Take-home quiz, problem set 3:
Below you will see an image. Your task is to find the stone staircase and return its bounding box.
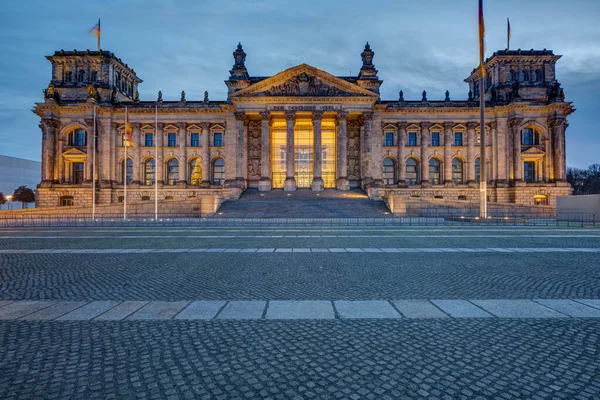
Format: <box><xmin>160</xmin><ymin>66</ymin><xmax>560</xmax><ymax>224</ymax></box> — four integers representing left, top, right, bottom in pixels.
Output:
<box><xmin>216</xmin><ymin>189</ymin><xmax>390</xmax><ymax>218</ymax></box>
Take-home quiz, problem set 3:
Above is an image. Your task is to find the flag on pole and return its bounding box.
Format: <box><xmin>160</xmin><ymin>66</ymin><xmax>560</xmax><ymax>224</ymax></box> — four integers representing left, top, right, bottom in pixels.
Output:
<box><xmin>89</xmin><ymin>19</ymin><xmax>101</xmax><ymax>51</ymax></box>
<box><xmin>507</xmin><ymin>18</ymin><xmax>511</xmax><ymax>49</ymax></box>
<box><xmin>478</xmin><ymin>0</ymin><xmax>486</xmax><ymax>77</ymax></box>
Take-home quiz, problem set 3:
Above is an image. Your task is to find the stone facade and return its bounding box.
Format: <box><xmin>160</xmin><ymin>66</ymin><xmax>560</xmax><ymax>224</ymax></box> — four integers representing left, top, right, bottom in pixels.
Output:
<box><xmin>33</xmin><ymin>44</ymin><xmax>573</xmax><ymax>210</ymax></box>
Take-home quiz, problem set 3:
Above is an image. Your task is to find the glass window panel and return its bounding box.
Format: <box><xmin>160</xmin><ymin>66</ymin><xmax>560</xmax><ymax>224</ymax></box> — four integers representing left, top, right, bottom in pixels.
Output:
<box><xmin>454</xmin><ymin>132</ymin><xmax>463</xmax><ymax>146</ymax></box>
<box><xmin>383</xmin><ymin>158</ymin><xmax>395</xmax><ymax>185</ymax></box>
<box><xmin>408</xmin><ymin>133</ymin><xmax>417</xmax><ymax>146</ymax></box>
<box><xmin>212</xmin><ymin>158</ymin><xmax>225</xmax><ymax>185</ymax></box>
<box><xmin>452</xmin><ymin>159</ymin><xmax>463</xmax><ymax>184</ymax></box>
<box><xmin>145</xmin><ymin>133</ymin><xmax>153</xmax><ymax>147</ymax></box>
<box><xmin>524</xmin><ymin>161</ymin><xmax>535</xmax><ymax>183</ymax></box>
<box><xmin>385</xmin><ymin>132</ymin><xmax>394</xmax><ymax>147</ymax></box>
<box><xmin>166</xmin><ymin>159</ymin><xmax>179</xmax><ymax>185</ymax></box>
<box><xmin>429</xmin><ymin>158</ymin><xmax>441</xmax><ymax>184</ymax></box>
<box><xmin>168</xmin><ymin>133</ymin><xmax>177</xmax><ymax>147</ymax></box>
<box><xmin>406</xmin><ymin>158</ymin><xmax>419</xmax><ymax>184</ymax></box>
<box><xmin>431</xmin><ymin>132</ymin><xmax>440</xmax><ymax>146</ymax></box>
<box><xmin>214</xmin><ymin>132</ymin><xmax>223</xmax><ymax>147</ymax></box>
<box><xmin>190</xmin><ymin>133</ymin><xmax>200</xmax><ymax>147</ymax></box>
<box><xmin>294</xmin><ymin>120</ymin><xmax>314</xmax><ymax>189</ymax></box>
<box><xmin>271</xmin><ymin>121</ymin><xmax>287</xmax><ymax>189</ymax></box>
<box><xmin>122</xmin><ymin>158</ymin><xmax>133</xmax><ymax>184</ymax></box>
<box><xmin>144</xmin><ymin>159</ymin><xmax>155</xmax><ymax>185</ymax></box>
<box><xmin>72</xmin><ymin>162</ymin><xmax>84</xmax><ymax>184</ymax></box>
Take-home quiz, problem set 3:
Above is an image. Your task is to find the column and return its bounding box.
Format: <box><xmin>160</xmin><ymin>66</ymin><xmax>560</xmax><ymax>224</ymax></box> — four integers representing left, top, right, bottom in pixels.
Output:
<box><xmin>361</xmin><ymin>112</ymin><xmax>373</xmax><ymax>188</ymax></box>
<box><xmin>178</xmin><ymin>122</ymin><xmax>187</xmax><ymax>186</ymax></box>
<box><xmin>258</xmin><ymin>111</ymin><xmax>272</xmax><ymax>191</ymax></box>
<box><xmin>545</xmin><ymin>119</ymin><xmax>554</xmax><ymax>182</ymax></box>
<box><xmin>110</xmin><ymin>123</ymin><xmax>118</xmax><ymax>183</ymax></box>
<box><xmin>509</xmin><ymin>118</ymin><xmax>523</xmax><ymax>182</ymax></box>
<box><xmin>233</xmin><ymin>112</ymin><xmax>245</xmax><ymax>186</ymax></box>
<box><xmin>490</xmin><ymin>122</ymin><xmax>498</xmax><ymax>182</ymax></box>
<box><xmin>443</xmin><ymin>122</ymin><xmax>453</xmax><ymax>184</ymax></box>
<box><xmin>57</xmin><ymin>139</ymin><xmax>65</xmax><ymax>183</ymax></box>
<box><xmin>85</xmin><ymin>119</ymin><xmax>93</xmax><ymax>182</ymax></box>
<box><xmin>200</xmin><ymin>122</ymin><xmax>210</xmax><ymax>186</ymax></box>
<box><xmin>496</xmin><ymin>119</ymin><xmax>508</xmax><ymax>184</ymax></box>
<box><xmin>311</xmin><ymin>111</ymin><xmax>324</xmax><ymax>191</ymax></box>
<box><xmin>550</xmin><ymin>117</ymin><xmax>567</xmax><ymax>182</ymax></box>
<box><xmin>466</xmin><ymin>122</ymin><xmax>477</xmax><ymax>183</ymax></box>
<box><xmin>40</xmin><ymin>120</ymin><xmax>57</xmax><ymax>183</ymax></box>
<box><xmin>420</xmin><ymin>121</ymin><xmax>430</xmax><ymax>185</ymax></box>
<box><xmin>156</xmin><ymin>122</ymin><xmax>164</xmax><ymax>185</ymax></box>
<box><xmin>284</xmin><ymin>111</ymin><xmax>296</xmax><ymax>191</ymax></box>
<box><xmin>99</xmin><ymin>119</ymin><xmax>111</xmax><ymax>183</ymax></box>
<box><xmin>397</xmin><ymin>121</ymin><xmax>407</xmax><ymax>186</ymax></box>
<box><xmin>336</xmin><ymin>111</ymin><xmax>350</xmax><ymax>190</ymax></box>
<box><xmin>132</xmin><ymin>123</ymin><xmax>141</xmax><ymax>185</ymax></box>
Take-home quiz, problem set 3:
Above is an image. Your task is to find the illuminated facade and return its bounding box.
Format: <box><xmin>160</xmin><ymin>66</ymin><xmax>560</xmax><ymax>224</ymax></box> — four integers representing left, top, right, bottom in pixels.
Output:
<box><xmin>34</xmin><ymin>43</ymin><xmax>573</xmax><ymax>209</ymax></box>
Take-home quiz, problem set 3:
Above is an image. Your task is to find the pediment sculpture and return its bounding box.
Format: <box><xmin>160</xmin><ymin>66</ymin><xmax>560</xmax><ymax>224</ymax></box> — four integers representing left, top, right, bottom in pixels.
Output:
<box><xmin>262</xmin><ymin>73</ymin><xmax>357</xmax><ymax>97</ymax></box>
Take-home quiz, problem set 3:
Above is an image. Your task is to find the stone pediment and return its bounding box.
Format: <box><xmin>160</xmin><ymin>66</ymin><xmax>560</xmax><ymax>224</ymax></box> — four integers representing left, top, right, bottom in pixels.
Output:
<box><xmin>521</xmin><ymin>146</ymin><xmax>546</xmax><ymax>155</ymax></box>
<box><xmin>62</xmin><ymin>146</ymin><xmax>87</xmax><ymax>162</ymax></box>
<box><xmin>230</xmin><ymin>64</ymin><xmax>378</xmax><ymax>99</ymax></box>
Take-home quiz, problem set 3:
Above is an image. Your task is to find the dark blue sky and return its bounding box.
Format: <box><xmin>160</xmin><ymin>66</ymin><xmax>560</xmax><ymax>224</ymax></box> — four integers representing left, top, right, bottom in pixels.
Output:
<box><xmin>1</xmin><ymin>0</ymin><xmax>598</xmax><ymax>168</ymax></box>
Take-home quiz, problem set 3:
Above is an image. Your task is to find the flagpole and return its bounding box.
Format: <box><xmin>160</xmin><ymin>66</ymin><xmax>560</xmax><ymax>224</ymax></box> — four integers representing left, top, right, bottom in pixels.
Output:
<box><xmin>479</xmin><ymin>0</ymin><xmax>487</xmax><ymax>219</ymax></box>
<box><xmin>124</xmin><ymin>106</ymin><xmax>127</xmax><ymax>221</ymax></box>
<box><xmin>92</xmin><ymin>105</ymin><xmax>96</xmax><ymax>221</ymax></box>
<box><xmin>507</xmin><ymin>18</ymin><xmax>510</xmax><ymax>50</ymax></box>
<box><xmin>154</xmin><ymin>103</ymin><xmax>158</xmax><ymax>221</ymax></box>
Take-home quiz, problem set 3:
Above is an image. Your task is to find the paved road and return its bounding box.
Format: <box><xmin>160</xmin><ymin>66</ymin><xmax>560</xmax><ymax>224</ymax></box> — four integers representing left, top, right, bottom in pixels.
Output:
<box><xmin>1</xmin><ymin>226</ymin><xmax>599</xmax><ymax>399</ymax></box>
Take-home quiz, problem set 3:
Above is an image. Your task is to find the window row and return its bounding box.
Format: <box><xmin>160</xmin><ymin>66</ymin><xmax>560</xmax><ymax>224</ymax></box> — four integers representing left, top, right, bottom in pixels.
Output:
<box><xmin>64</xmin><ymin>69</ymin><xmax>99</xmax><ymax>84</ymax></box>
<box><xmin>140</xmin><ymin>132</ymin><xmax>222</xmax><ymax>147</ymax></box>
<box><xmin>508</xmin><ymin>69</ymin><xmax>543</xmax><ymax>83</ymax></box>
<box><xmin>119</xmin><ymin>158</ymin><xmax>226</xmax><ymax>186</ymax></box>
<box><xmin>384</xmin><ymin>132</ymin><xmax>465</xmax><ymax>147</ymax></box>
<box><xmin>382</xmin><ymin>157</ymin><xmax>485</xmax><ymax>185</ymax></box>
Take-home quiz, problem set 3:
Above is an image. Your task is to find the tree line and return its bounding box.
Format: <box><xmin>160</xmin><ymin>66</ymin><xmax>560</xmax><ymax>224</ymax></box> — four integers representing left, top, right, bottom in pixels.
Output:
<box><xmin>567</xmin><ymin>164</ymin><xmax>600</xmax><ymax>195</ymax></box>
<box><xmin>0</xmin><ymin>186</ymin><xmax>36</xmax><ymax>209</ymax></box>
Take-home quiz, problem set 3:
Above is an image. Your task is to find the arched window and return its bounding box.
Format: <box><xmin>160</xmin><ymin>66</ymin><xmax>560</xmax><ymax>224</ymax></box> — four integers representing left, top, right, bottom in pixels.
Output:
<box><xmin>382</xmin><ymin>158</ymin><xmax>396</xmax><ymax>185</ymax></box>
<box><xmin>452</xmin><ymin>159</ymin><xmax>464</xmax><ymax>184</ymax></box>
<box><xmin>535</xmin><ymin>69</ymin><xmax>543</xmax><ymax>82</ymax></box>
<box><xmin>68</xmin><ymin>129</ymin><xmax>87</xmax><ymax>147</ymax></box>
<box><xmin>522</xmin><ymin>128</ymin><xmax>540</xmax><ymax>146</ymax></box>
<box><xmin>429</xmin><ymin>158</ymin><xmax>441</xmax><ymax>184</ymax></box>
<box><xmin>509</xmin><ymin>70</ymin><xmax>516</xmax><ymax>82</ymax></box>
<box><xmin>65</xmin><ymin>71</ymin><xmax>73</xmax><ymax>82</ymax></box>
<box><xmin>121</xmin><ymin>158</ymin><xmax>133</xmax><ymax>185</ymax></box>
<box><xmin>78</xmin><ymin>69</ymin><xmax>86</xmax><ymax>83</ymax></box>
<box><xmin>189</xmin><ymin>158</ymin><xmax>202</xmax><ymax>185</ymax></box>
<box><xmin>144</xmin><ymin>159</ymin><xmax>155</xmax><ymax>186</ymax></box>
<box><xmin>166</xmin><ymin>159</ymin><xmax>179</xmax><ymax>185</ymax></box>
<box><xmin>212</xmin><ymin>158</ymin><xmax>225</xmax><ymax>185</ymax></box>
<box><xmin>522</xmin><ymin>70</ymin><xmax>530</xmax><ymax>82</ymax></box>
<box><xmin>91</xmin><ymin>71</ymin><xmax>98</xmax><ymax>82</ymax></box>
<box><xmin>406</xmin><ymin>158</ymin><xmax>419</xmax><ymax>184</ymax></box>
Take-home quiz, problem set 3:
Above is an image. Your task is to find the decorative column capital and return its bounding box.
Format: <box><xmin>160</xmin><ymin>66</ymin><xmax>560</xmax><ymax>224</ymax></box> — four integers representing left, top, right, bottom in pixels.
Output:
<box><xmin>312</xmin><ymin>110</ymin><xmax>323</xmax><ymax>122</ymax></box>
<box><xmin>177</xmin><ymin>122</ymin><xmax>187</xmax><ymax>130</ymax></box>
<box><xmin>397</xmin><ymin>121</ymin><xmax>408</xmax><ymax>131</ymax></box>
<box><xmin>508</xmin><ymin>118</ymin><xmax>524</xmax><ymax>130</ymax></box>
<box><xmin>420</xmin><ymin>121</ymin><xmax>431</xmax><ymax>131</ymax></box>
<box><xmin>285</xmin><ymin>111</ymin><xmax>296</xmax><ymax>122</ymax></box>
<box><xmin>443</xmin><ymin>121</ymin><xmax>454</xmax><ymax>131</ymax></box>
<box><xmin>199</xmin><ymin>122</ymin><xmax>210</xmax><ymax>130</ymax></box>
<box><xmin>234</xmin><ymin>112</ymin><xmax>246</xmax><ymax>122</ymax></box>
<box><xmin>466</xmin><ymin>121</ymin><xmax>479</xmax><ymax>130</ymax></box>
<box><xmin>362</xmin><ymin>112</ymin><xmax>373</xmax><ymax>121</ymax></box>
<box><xmin>548</xmin><ymin>116</ymin><xmax>565</xmax><ymax>128</ymax></box>
<box><xmin>155</xmin><ymin>122</ymin><xmax>164</xmax><ymax>131</ymax></box>
<box><xmin>259</xmin><ymin>111</ymin><xmax>270</xmax><ymax>121</ymax></box>
<box><xmin>489</xmin><ymin>121</ymin><xmax>498</xmax><ymax>130</ymax></box>
<box><xmin>131</xmin><ymin>122</ymin><xmax>141</xmax><ymax>131</ymax></box>
<box><xmin>337</xmin><ymin>111</ymin><xmax>348</xmax><ymax>121</ymax></box>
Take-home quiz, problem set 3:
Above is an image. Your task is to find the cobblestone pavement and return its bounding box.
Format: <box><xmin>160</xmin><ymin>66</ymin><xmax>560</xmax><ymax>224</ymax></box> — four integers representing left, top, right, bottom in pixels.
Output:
<box><xmin>1</xmin><ymin>226</ymin><xmax>599</xmax><ymax>399</ymax></box>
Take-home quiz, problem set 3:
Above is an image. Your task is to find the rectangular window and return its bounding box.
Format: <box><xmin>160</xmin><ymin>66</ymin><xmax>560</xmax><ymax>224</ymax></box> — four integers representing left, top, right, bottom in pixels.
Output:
<box><xmin>524</xmin><ymin>161</ymin><xmax>535</xmax><ymax>183</ymax></box>
<box><xmin>214</xmin><ymin>132</ymin><xmax>223</xmax><ymax>147</ymax></box>
<box><xmin>408</xmin><ymin>132</ymin><xmax>417</xmax><ymax>146</ymax></box>
<box><xmin>522</xmin><ymin>128</ymin><xmax>534</xmax><ymax>146</ymax></box>
<box><xmin>454</xmin><ymin>132</ymin><xmax>463</xmax><ymax>146</ymax></box>
<box><xmin>385</xmin><ymin>132</ymin><xmax>394</xmax><ymax>147</ymax></box>
<box><xmin>72</xmin><ymin>162</ymin><xmax>84</xmax><ymax>184</ymax></box>
<box><xmin>190</xmin><ymin>133</ymin><xmax>200</xmax><ymax>147</ymax></box>
<box><xmin>167</xmin><ymin>133</ymin><xmax>177</xmax><ymax>147</ymax></box>
<box><xmin>145</xmin><ymin>133</ymin><xmax>154</xmax><ymax>147</ymax></box>
<box><xmin>431</xmin><ymin>132</ymin><xmax>440</xmax><ymax>146</ymax></box>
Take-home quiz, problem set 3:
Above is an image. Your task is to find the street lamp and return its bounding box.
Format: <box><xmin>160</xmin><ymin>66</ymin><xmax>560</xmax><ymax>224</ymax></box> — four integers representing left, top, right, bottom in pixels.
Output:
<box><xmin>6</xmin><ymin>195</ymin><xmax>13</xmax><ymax>210</ymax></box>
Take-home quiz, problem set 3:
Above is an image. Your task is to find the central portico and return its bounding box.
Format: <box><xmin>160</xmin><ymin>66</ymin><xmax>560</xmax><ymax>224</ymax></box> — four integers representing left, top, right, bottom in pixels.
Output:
<box><xmin>228</xmin><ymin>62</ymin><xmax>379</xmax><ymax>192</ymax></box>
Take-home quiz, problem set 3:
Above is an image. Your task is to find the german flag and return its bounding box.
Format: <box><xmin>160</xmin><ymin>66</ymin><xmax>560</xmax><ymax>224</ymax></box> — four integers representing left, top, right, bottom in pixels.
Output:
<box><xmin>89</xmin><ymin>19</ymin><xmax>101</xmax><ymax>51</ymax></box>
<box><xmin>479</xmin><ymin>0</ymin><xmax>485</xmax><ymax>77</ymax></box>
<box><xmin>125</xmin><ymin>107</ymin><xmax>133</xmax><ymax>147</ymax></box>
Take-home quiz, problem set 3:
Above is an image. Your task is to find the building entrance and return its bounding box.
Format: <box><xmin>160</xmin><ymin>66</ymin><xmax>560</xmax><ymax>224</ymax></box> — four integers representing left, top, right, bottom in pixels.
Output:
<box><xmin>294</xmin><ymin>120</ymin><xmax>314</xmax><ymax>188</ymax></box>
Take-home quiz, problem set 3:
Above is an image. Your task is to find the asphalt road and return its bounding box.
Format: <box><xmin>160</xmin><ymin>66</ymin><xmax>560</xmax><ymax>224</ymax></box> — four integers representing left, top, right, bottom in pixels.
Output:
<box><xmin>1</xmin><ymin>225</ymin><xmax>599</xmax><ymax>399</ymax></box>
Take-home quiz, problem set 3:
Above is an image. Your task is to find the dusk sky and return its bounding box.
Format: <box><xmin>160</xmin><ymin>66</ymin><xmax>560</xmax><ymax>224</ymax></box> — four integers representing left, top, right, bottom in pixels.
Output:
<box><xmin>1</xmin><ymin>0</ymin><xmax>598</xmax><ymax>168</ymax></box>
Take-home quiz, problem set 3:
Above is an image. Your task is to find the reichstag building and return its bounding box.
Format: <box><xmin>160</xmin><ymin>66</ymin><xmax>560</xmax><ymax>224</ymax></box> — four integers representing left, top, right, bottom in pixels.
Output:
<box><xmin>34</xmin><ymin>42</ymin><xmax>573</xmax><ymax>210</ymax></box>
